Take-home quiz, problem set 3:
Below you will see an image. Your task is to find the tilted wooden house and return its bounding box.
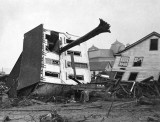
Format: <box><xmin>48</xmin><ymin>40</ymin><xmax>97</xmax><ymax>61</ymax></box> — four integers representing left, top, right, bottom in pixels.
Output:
<box><xmin>6</xmin><ymin>24</ymin><xmax>91</xmax><ymax>97</ymax></box>
<box><xmin>112</xmin><ymin>32</ymin><xmax>160</xmax><ymax>82</ymax></box>
<box><xmin>6</xmin><ymin>19</ymin><xmax>111</xmax><ymax>97</ymax></box>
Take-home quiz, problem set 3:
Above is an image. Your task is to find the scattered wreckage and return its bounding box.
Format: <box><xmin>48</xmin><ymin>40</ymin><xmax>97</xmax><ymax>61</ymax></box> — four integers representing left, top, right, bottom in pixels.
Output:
<box><xmin>6</xmin><ymin>19</ymin><xmax>111</xmax><ymax>99</ymax></box>
<box><xmin>1</xmin><ymin>19</ymin><xmax>160</xmax><ymax>108</ymax></box>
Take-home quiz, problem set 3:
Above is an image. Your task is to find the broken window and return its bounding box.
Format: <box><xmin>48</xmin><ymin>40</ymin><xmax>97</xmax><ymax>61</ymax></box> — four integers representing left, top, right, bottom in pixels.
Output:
<box><xmin>45</xmin><ymin>58</ymin><xmax>59</xmax><ymax>65</ymax></box>
<box><xmin>68</xmin><ymin>74</ymin><xmax>84</xmax><ymax>80</ymax></box>
<box><xmin>128</xmin><ymin>72</ymin><xmax>138</xmax><ymax>81</ymax></box>
<box><xmin>150</xmin><ymin>39</ymin><xmax>158</xmax><ymax>51</ymax></box>
<box><xmin>133</xmin><ymin>57</ymin><xmax>143</xmax><ymax>67</ymax></box>
<box><xmin>119</xmin><ymin>56</ymin><xmax>130</xmax><ymax>67</ymax></box>
<box><xmin>67</xmin><ymin>50</ymin><xmax>81</xmax><ymax>56</ymax></box>
<box><xmin>45</xmin><ymin>71</ymin><xmax>59</xmax><ymax>78</ymax></box>
<box><xmin>66</xmin><ymin>61</ymin><xmax>88</xmax><ymax>68</ymax></box>
<box><xmin>66</xmin><ymin>39</ymin><xmax>74</xmax><ymax>43</ymax></box>
<box><xmin>45</xmin><ymin>32</ymin><xmax>59</xmax><ymax>52</ymax></box>
<box><xmin>114</xmin><ymin>72</ymin><xmax>124</xmax><ymax>80</ymax></box>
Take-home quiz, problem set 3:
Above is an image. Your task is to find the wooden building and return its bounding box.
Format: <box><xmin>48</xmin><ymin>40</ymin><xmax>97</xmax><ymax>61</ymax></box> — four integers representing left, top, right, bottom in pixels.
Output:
<box><xmin>6</xmin><ymin>24</ymin><xmax>91</xmax><ymax>97</ymax></box>
<box><xmin>112</xmin><ymin>32</ymin><xmax>160</xmax><ymax>82</ymax></box>
<box><xmin>88</xmin><ymin>41</ymin><xmax>125</xmax><ymax>78</ymax></box>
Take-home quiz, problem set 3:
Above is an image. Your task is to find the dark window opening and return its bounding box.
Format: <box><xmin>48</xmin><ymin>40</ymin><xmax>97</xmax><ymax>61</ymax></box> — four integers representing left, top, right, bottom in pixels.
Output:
<box><xmin>150</xmin><ymin>39</ymin><xmax>158</xmax><ymax>51</ymax></box>
<box><xmin>115</xmin><ymin>72</ymin><xmax>124</xmax><ymax>80</ymax></box>
<box><xmin>66</xmin><ymin>39</ymin><xmax>74</xmax><ymax>43</ymax></box>
<box><xmin>69</xmin><ymin>75</ymin><xmax>84</xmax><ymax>80</ymax></box>
<box><xmin>74</xmin><ymin>51</ymin><xmax>81</xmax><ymax>56</ymax></box>
<box><xmin>133</xmin><ymin>57</ymin><xmax>143</xmax><ymax>67</ymax></box>
<box><xmin>67</xmin><ymin>50</ymin><xmax>81</xmax><ymax>56</ymax></box>
<box><xmin>128</xmin><ymin>72</ymin><xmax>138</xmax><ymax>81</ymax></box>
<box><xmin>67</xmin><ymin>62</ymin><xmax>88</xmax><ymax>68</ymax></box>
<box><xmin>45</xmin><ymin>33</ymin><xmax>59</xmax><ymax>52</ymax></box>
<box><xmin>45</xmin><ymin>71</ymin><xmax>59</xmax><ymax>78</ymax></box>
<box><xmin>67</xmin><ymin>50</ymin><xmax>73</xmax><ymax>55</ymax></box>
<box><xmin>45</xmin><ymin>58</ymin><xmax>59</xmax><ymax>65</ymax></box>
<box><xmin>52</xmin><ymin>60</ymin><xmax>59</xmax><ymax>65</ymax></box>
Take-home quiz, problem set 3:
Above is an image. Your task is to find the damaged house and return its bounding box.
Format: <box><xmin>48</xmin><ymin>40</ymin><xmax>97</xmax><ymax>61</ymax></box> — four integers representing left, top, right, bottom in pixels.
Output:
<box><xmin>6</xmin><ymin>19</ymin><xmax>111</xmax><ymax>97</ymax></box>
<box><xmin>112</xmin><ymin>32</ymin><xmax>160</xmax><ymax>82</ymax></box>
<box><xmin>6</xmin><ymin>25</ymin><xmax>90</xmax><ymax>97</ymax></box>
<box><xmin>88</xmin><ymin>41</ymin><xmax>125</xmax><ymax>79</ymax></box>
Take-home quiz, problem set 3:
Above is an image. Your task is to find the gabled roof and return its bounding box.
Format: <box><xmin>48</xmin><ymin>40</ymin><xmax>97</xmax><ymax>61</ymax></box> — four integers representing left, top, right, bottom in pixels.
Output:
<box><xmin>89</xmin><ymin>61</ymin><xmax>111</xmax><ymax>71</ymax></box>
<box><xmin>112</xmin><ymin>40</ymin><xmax>123</xmax><ymax>45</ymax></box>
<box><xmin>88</xmin><ymin>45</ymin><xmax>99</xmax><ymax>51</ymax></box>
<box><xmin>117</xmin><ymin>32</ymin><xmax>160</xmax><ymax>54</ymax></box>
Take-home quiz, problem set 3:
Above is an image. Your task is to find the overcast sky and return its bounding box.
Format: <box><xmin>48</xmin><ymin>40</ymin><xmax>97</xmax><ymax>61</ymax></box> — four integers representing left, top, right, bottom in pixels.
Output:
<box><xmin>0</xmin><ymin>0</ymin><xmax>160</xmax><ymax>71</ymax></box>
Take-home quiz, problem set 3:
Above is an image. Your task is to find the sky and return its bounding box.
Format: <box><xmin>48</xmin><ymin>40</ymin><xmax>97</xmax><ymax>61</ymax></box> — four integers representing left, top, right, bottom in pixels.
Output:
<box><xmin>0</xmin><ymin>0</ymin><xmax>160</xmax><ymax>72</ymax></box>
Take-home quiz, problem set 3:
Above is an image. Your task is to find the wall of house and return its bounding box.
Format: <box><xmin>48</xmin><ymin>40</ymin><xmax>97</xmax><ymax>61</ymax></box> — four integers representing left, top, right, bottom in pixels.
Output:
<box><xmin>41</xmin><ymin>30</ymin><xmax>91</xmax><ymax>85</ymax></box>
<box><xmin>59</xmin><ymin>33</ymin><xmax>91</xmax><ymax>85</ymax></box>
<box><xmin>112</xmin><ymin>35</ymin><xmax>160</xmax><ymax>82</ymax></box>
<box><xmin>42</xmin><ymin>30</ymin><xmax>61</xmax><ymax>84</ymax></box>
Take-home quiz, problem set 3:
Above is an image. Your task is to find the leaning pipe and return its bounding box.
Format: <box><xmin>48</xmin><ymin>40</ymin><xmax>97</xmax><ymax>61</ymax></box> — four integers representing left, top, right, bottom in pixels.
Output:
<box><xmin>59</xmin><ymin>19</ymin><xmax>111</xmax><ymax>54</ymax></box>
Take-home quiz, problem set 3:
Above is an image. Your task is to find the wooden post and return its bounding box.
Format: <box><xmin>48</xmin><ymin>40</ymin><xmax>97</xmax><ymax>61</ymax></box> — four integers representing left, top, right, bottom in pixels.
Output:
<box><xmin>71</xmin><ymin>53</ymin><xmax>76</xmax><ymax>78</ymax></box>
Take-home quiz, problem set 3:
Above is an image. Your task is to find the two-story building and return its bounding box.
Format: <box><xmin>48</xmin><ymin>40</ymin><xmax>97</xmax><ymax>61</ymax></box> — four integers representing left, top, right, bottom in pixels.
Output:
<box><xmin>112</xmin><ymin>32</ymin><xmax>160</xmax><ymax>82</ymax></box>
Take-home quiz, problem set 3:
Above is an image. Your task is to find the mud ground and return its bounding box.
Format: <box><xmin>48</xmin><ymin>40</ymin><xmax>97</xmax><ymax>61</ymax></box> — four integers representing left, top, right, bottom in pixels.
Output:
<box><xmin>0</xmin><ymin>100</ymin><xmax>160</xmax><ymax>122</ymax></box>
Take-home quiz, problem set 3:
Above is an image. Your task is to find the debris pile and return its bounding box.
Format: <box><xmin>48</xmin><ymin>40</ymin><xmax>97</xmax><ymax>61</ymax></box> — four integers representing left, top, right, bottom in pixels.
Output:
<box><xmin>71</xmin><ymin>76</ymin><xmax>160</xmax><ymax>104</ymax></box>
<box><xmin>39</xmin><ymin>110</ymin><xmax>68</xmax><ymax>122</ymax></box>
<box><xmin>92</xmin><ymin>76</ymin><xmax>160</xmax><ymax>100</ymax></box>
<box><xmin>0</xmin><ymin>82</ymin><xmax>9</xmax><ymax>95</ymax></box>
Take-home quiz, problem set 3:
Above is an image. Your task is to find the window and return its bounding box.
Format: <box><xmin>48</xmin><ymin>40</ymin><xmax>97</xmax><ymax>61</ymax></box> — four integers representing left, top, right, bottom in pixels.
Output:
<box><xmin>45</xmin><ymin>34</ymin><xmax>54</xmax><ymax>52</ymax></box>
<box><xmin>133</xmin><ymin>57</ymin><xmax>143</xmax><ymax>67</ymax></box>
<box><xmin>66</xmin><ymin>39</ymin><xmax>74</xmax><ymax>43</ymax></box>
<box><xmin>67</xmin><ymin>50</ymin><xmax>74</xmax><ymax>55</ymax></box>
<box><xmin>45</xmin><ymin>33</ymin><xmax>59</xmax><ymax>52</ymax></box>
<box><xmin>74</xmin><ymin>51</ymin><xmax>81</xmax><ymax>56</ymax></box>
<box><xmin>66</xmin><ymin>61</ymin><xmax>88</xmax><ymax>68</ymax></box>
<box><xmin>114</xmin><ymin>72</ymin><xmax>124</xmax><ymax>80</ymax></box>
<box><xmin>45</xmin><ymin>58</ymin><xmax>59</xmax><ymax>65</ymax></box>
<box><xmin>119</xmin><ymin>56</ymin><xmax>130</xmax><ymax>67</ymax></box>
<box><xmin>150</xmin><ymin>39</ymin><xmax>158</xmax><ymax>51</ymax></box>
<box><xmin>68</xmin><ymin>74</ymin><xmax>84</xmax><ymax>80</ymax></box>
<box><xmin>128</xmin><ymin>72</ymin><xmax>138</xmax><ymax>81</ymax></box>
<box><xmin>45</xmin><ymin>71</ymin><xmax>59</xmax><ymax>78</ymax></box>
<box><xmin>67</xmin><ymin>50</ymin><xmax>81</xmax><ymax>56</ymax></box>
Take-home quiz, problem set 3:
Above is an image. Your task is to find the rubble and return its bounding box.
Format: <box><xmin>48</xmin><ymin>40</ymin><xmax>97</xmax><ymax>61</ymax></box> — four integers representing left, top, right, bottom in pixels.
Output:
<box><xmin>39</xmin><ymin>110</ymin><xmax>67</xmax><ymax>122</ymax></box>
<box><xmin>2</xmin><ymin>116</ymin><xmax>10</xmax><ymax>122</ymax></box>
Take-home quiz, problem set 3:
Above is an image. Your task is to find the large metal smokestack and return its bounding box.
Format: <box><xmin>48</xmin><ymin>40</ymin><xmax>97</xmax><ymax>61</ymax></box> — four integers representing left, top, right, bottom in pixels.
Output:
<box><xmin>59</xmin><ymin>19</ymin><xmax>111</xmax><ymax>54</ymax></box>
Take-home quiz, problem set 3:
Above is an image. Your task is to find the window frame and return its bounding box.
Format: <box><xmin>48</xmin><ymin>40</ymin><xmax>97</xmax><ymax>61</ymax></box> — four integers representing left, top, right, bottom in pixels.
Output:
<box><xmin>66</xmin><ymin>61</ymin><xmax>88</xmax><ymax>68</ymax></box>
<box><xmin>66</xmin><ymin>39</ymin><xmax>74</xmax><ymax>43</ymax></box>
<box><xmin>45</xmin><ymin>71</ymin><xmax>59</xmax><ymax>78</ymax></box>
<box><xmin>114</xmin><ymin>72</ymin><xmax>124</xmax><ymax>80</ymax></box>
<box><xmin>150</xmin><ymin>38</ymin><xmax>158</xmax><ymax>51</ymax></box>
<box><xmin>118</xmin><ymin>56</ymin><xmax>130</xmax><ymax>67</ymax></box>
<box><xmin>133</xmin><ymin>57</ymin><xmax>143</xmax><ymax>67</ymax></box>
<box><xmin>67</xmin><ymin>50</ymin><xmax>81</xmax><ymax>56</ymax></box>
<box><xmin>45</xmin><ymin>58</ymin><xmax>60</xmax><ymax>65</ymax></box>
<box><xmin>128</xmin><ymin>72</ymin><xmax>138</xmax><ymax>81</ymax></box>
<box><xmin>68</xmin><ymin>74</ymin><xmax>84</xmax><ymax>80</ymax></box>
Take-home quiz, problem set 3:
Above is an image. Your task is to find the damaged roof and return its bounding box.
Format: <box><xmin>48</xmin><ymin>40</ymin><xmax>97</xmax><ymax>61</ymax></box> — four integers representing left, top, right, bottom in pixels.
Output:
<box><xmin>89</xmin><ymin>61</ymin><xmax>111</xmax><ymax>71</ymax></box>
